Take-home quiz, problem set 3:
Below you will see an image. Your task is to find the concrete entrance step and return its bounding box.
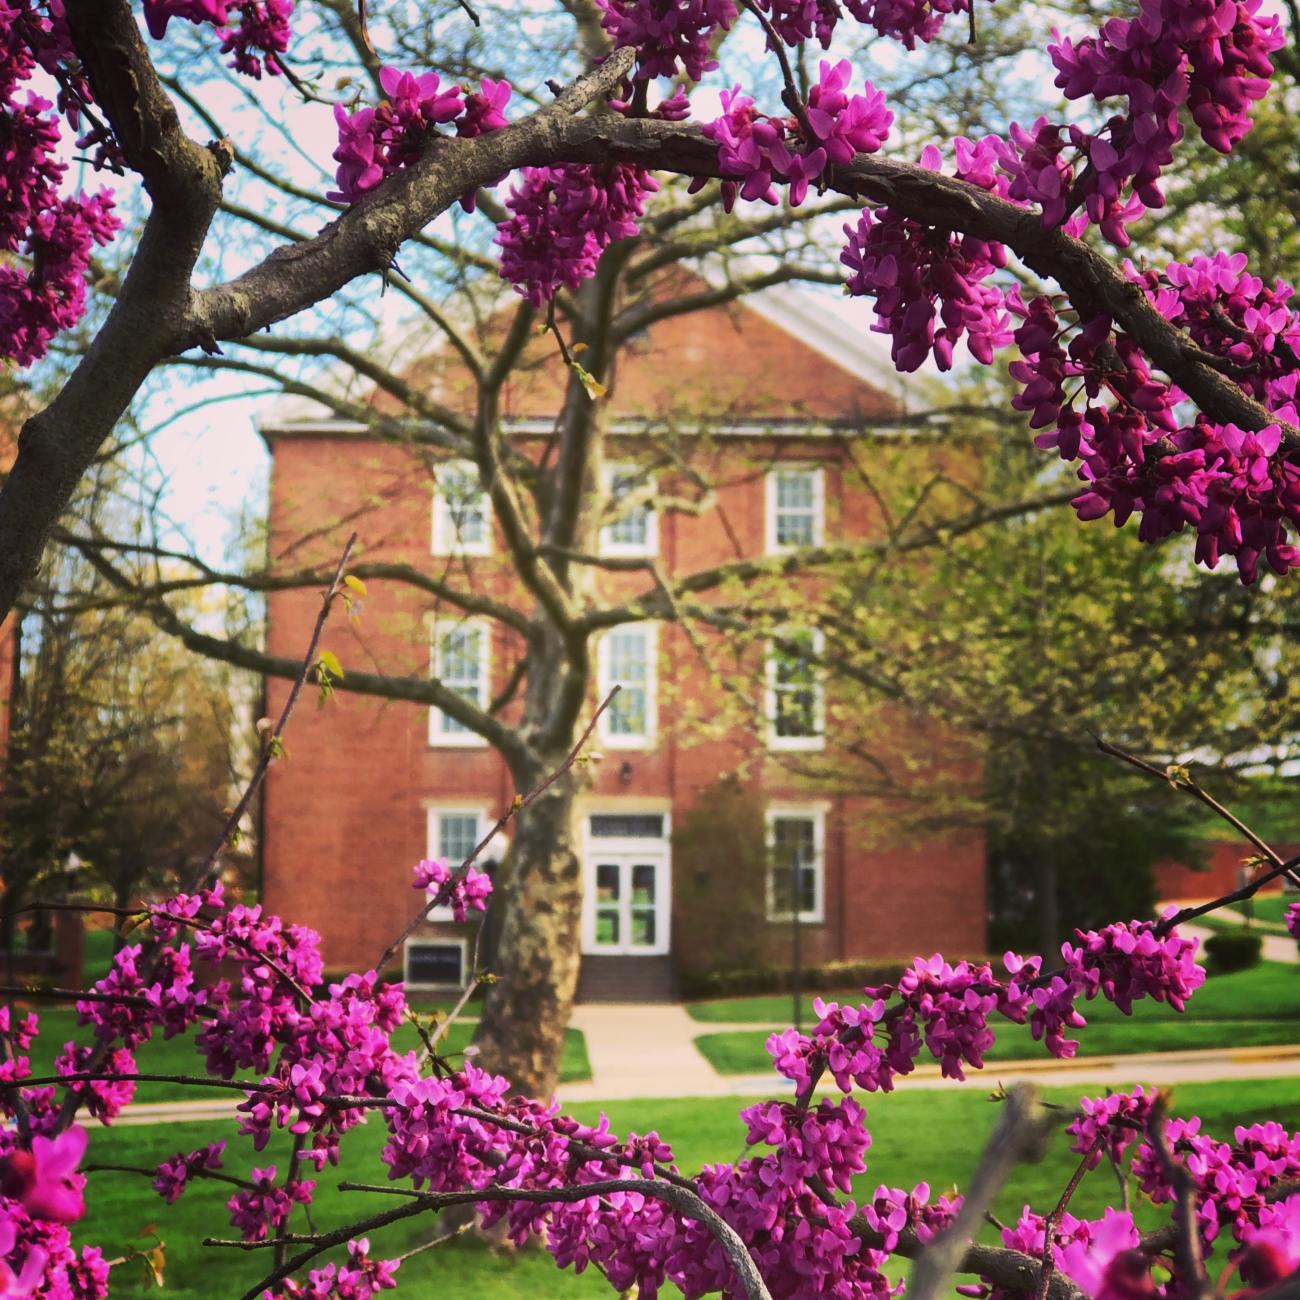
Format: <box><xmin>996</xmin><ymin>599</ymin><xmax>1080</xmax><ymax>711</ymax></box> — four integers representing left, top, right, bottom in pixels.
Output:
<box><xmin>576</xmin><ymin>954</ymin><xmax>676</xmax><ymax>1003</ymax></box>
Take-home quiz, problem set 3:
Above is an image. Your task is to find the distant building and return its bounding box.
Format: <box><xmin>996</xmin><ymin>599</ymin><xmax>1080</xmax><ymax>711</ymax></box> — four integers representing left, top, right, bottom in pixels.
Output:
<box><xmin>259</xmin><ymin>281</ymin><xmax>988</xmax><ymax>998</ymax></box>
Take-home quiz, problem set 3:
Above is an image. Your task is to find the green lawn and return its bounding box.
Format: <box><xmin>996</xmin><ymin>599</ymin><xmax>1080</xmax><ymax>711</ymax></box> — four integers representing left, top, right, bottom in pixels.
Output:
<box><xmin>695</xmin><ymin>1017</ymin><xmax>1300</xmax><ymax>1075</ymax></box>
<box><xmin>686</xmin><ymin>958</ymin><xmax>1300</xmax><ymax>1026</ymax></box>
<box><xmin>1251</xmin><ymin>895</ymin><xmax>1297</xmax><ymax>926</ymax></box>
<box><xmin>689</xmin><ymin>960</ymin><xmax>1300</xmax><ymax>1075</ymax></box>
<box><xmin>22</xmin><ymin>1008</ymin><xmax>591</xmax><ymax>1098</ymax></box>
<box><xmin>72</xmin><ymin>1079</ymin><xmax>1300</xmax><ymax>1298</ymax></box>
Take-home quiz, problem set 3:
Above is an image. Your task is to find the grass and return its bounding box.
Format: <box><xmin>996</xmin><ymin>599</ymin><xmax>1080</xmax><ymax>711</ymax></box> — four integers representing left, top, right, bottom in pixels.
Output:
<box><xmin>22</xmin><ymin>1009</ymin><xmax>591</xmax><ymax>1098</ymax></box>
<box><xmin>695</xmin><ymin>1017</ymin><xmax>1300</xmax><ymax>1075</ymax></box>
<box><xmin>687</xmin><ymin>957</ymin><xmax>1300</xmax><ymax>1025</ymax></box>
<box><xmin>1251</xmin><ymin>896</ymin><xmax>1297</xmax><ymax>926</ymax></box>
<box><xmin>689</xmin><ymin>960</ymin><xmax>1300</xmax><ymax>1075</ymax></box>
<box><xmin>73</xmin><ymin>1079</ymin><xmax>1300</xmax><ymax>1298</ymax></box>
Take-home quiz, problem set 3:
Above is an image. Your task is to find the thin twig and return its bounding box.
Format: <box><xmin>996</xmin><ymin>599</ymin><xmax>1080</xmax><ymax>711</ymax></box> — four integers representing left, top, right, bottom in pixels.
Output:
<box><xmin>1036</xmin><ymin>1139</ymin><xmax>1101</xmax><ymax>1300</ymax></box>
<box><xmin>0</xmin><ymin>985</ymin><xmax>154</xmax><ymax>1007</ymax></box>
<box><xmin>241</xmin><ymin>1178</ymin><xmax>773</xmax><ymax>1300</ymax></box>
<box><xmin>1147</xmin><ymin>1097</ymin><xmax>1212</xmax><ymax>1300</ymax></box>
<box><xmin>190</xmin><ymin>533</ymin><xmax>357</xmax><ymax>893</ymax></box>
<box><xmin>910</xmin><ymin>1086</ymin><xmax>1057</xmax><ymax>1300</ymax></box>
<box><xmin>0</xmin><ymin>901</ymin><xmax>143</xmax><ymax>923</ymax></box>
<box><xmin>86</xmin><ymin>1161</ymin><xmax>260</xmax><ymax>1192</ymax></box>
<box><xmin>1095</xmin><ymin>736</ymin><xmax>1300</xmax><ymax>888</ymax></box>
<box><xmin>736</xmin><ymin>0</ymin><xmax>818</xmax><ymax>146</ymax></box>
<box><xmin>51</xmin><ymin>539</ymin><xmax>356</xmax><ymax>1132</ymax></box>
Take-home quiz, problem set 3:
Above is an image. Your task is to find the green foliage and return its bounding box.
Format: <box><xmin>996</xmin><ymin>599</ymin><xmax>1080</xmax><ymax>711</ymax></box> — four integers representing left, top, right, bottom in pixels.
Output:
<box><xmin>670</xmin><ymin>777</ymin><xmax>769</xmax><ymax>978</ymax></box>
<box><xmin>986</xmin><ymin>746</ymin><xmax>1203</xmax><ymax>952</ymax></box>
<box><xmin>679</xmin><ymin>960</ymin><xmax>905</xmax><ymax>1001</ymax></box>
<box><xmin>1203</xmin><ymin>929</ymin><xmax>1265</xmax><ymax>976</ymax></box>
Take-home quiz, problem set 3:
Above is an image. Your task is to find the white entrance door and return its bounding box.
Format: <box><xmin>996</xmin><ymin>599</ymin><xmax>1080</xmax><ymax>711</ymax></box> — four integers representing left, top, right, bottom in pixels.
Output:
<box><xmin>581</xmin><ymin>813</ymin><xmax>671</xmax><ymax>956</ymax></box>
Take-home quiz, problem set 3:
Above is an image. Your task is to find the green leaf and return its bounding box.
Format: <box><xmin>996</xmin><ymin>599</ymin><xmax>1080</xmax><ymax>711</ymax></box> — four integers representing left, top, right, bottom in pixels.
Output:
<box><xmin>318</xmin><ymin>649</ymin><xmax>344</xmax><ymax>680</ymax></box>
<box><xmin>571</xmin><ymin>362</ymin><xmax>606</xmax><ymax>401</ymax></box>
<box><xmin>343</xmin><ymin>574</ymin><xmax>368</xmax><ymax>598</ymax></box>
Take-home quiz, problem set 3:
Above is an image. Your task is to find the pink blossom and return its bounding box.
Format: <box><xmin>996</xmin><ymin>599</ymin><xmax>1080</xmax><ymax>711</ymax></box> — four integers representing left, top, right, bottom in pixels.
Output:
<box><xmin>0</xmin><ymin>1127</ymin><xmax>88</xmax><ymax>1223</ymax></box>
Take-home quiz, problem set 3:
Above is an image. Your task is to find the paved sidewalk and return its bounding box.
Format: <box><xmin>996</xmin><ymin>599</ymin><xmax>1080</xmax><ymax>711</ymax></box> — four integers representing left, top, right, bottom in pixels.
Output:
<box><xmin>561</xmin><ymin>1003</ymin><xmax>732</xmax><ymax>1102</ymax></box>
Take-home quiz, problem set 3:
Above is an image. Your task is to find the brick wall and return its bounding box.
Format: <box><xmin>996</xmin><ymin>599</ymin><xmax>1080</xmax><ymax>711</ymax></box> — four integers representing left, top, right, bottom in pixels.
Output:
<box><xmin>262</xmin><ymin>294</ymin><xmax>987</xmax><ymax>979</ymax></box>
<box><xmin>1154</xmin><ymin>841</ymin><xmax>1300</xmax><ymax>903</ymax></box>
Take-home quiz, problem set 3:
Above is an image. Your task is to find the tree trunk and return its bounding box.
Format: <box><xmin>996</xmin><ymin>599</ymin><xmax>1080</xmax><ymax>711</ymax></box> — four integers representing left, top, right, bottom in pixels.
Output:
<box><xmin>472</xmin><ymin>769</ymin><xmax>584</xmax><ymax>1097</ymax></box>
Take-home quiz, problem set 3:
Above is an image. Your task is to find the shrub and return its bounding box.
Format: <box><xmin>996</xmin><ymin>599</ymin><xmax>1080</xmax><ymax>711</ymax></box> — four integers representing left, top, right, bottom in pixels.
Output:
<box><xmin>1203</xmin><ymin>929</ymin><xmax>1263</xmax><ymax>975</ymax></box>
<box><xmin>679</xmin><ymin>959</ymin><xmax>909</xmax><ymax>1000</ymax></box>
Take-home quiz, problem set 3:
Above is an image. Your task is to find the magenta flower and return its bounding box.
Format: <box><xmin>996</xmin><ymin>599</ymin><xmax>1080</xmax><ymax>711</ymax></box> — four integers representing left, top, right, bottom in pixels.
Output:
<box><xmin>0</xmin><ymin>1217</ymin><xmax>47</xmax><ymax>1298</ymax></box>
<box><xmin>1</xmin><ymin>1126</ymin><xmax>89</xmax><ymax>1223</ymax></box>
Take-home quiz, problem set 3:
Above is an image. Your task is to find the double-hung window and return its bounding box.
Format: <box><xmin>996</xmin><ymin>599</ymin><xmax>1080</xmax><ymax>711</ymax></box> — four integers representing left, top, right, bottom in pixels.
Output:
<box><xmin>767</xmin><ymin>629</ymin><xmax>824</xmax><ymax>749</ymax></box>
<box><xmin>600</xmin><ymin>464</ymin><xmax>658</xmax><ymax>557</ymax></box>
<box><xmin>766</xmin><ymin>466</ymin><xmax>824</xmax><ymax>553</ymax></box>
<box><xmin>432</xmin><ymin>460</ymin><xmax>491</xmax><ymax>556</ymax></box>
<box><xmin>424</xmin><ymin>808</ymin><xmax>486</xmax><ymax>920</ymax></box>
<box><xmin>598</xmin><ymin>624</ymin><xmax>657</xmax><ymax>748</ymax></box>
<box><xmin>765</xmin><ymin>808</ymin><xmax>825</xmax><ymax>923</ymax></box>
<box><xmin>430</xmin><ymin>620</ymin><xmax>489</xmax><ymax>745</ymax></box>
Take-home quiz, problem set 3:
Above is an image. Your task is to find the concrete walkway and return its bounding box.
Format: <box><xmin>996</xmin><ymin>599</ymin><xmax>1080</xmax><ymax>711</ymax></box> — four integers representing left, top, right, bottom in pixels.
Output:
<box><xmin>562</xmin><ymin>1003</ymin><xmax>732</xmax><ymax>1102</ymax></box>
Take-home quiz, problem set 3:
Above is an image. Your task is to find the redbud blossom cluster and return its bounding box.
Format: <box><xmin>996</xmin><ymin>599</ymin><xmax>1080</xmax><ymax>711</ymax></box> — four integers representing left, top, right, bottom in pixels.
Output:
<box><xmin>411</xmin><ymin>855</ymin><xmax>493</xmax><ymax>923</ymax></box>
<box><xmin>141</xmin><ymin>0</ymin><xmax>294</xmax><ymax>79</ymax></box>
<box><xmin>700</xmin><ymin>62</ymin><xmax>891</xmax><ymax>213</ymax></box>
<box><xmin>328</xmin><ymin>68</ymin><xmax>511</xmax><ymax>205</ymax></box>
<box><xmin>0</xmin><ymin>4</ymin><xmax>119</xmax><ymax>366</ymax></box>
<box><xmin>7</xmin><ymin>861</ymin><xmax>1300</xmax><ymax>1300</ymax></box>
<box><xmin>767</xmin><ymin>915</ymin><xmax>1203</xmax><ymax>1094</ymax></box>
<box><xmin>495</xmin><ymin>164</ymin><xmax>659</xmax><ymax>307</ymax></box>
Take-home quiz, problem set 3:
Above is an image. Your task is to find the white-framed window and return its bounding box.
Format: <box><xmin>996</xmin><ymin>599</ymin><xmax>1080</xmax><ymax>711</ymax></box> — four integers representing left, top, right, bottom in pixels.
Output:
<box><xmin>600</xmin><ymin>464</ymin><xmax>658</xmax><ymax>558</ymax></box>
<box><xmin>429</xmin><ymin>620</ymin><xmax>489</xmax><ymax>746</ymax></box>
<box><xmin>598</xmin><ymin>624</ymin><xmax>657</xmax><ymax>749</ymax></box>
<box><xmin>424</xmin><ymin>807</ymin><xmax>491</xmax><ymax>920</ymax></box>
<box><xmin>766</xmin><ymin>629</ymin><xmax>825</xmax><ymax>750</ymax></box>
<box><xmin>765</xmin><ymin>807</ymin><xmax>825</xmax><ymax>923</ymax></box>
<box><xmin>765</xmin><ymin>466</ymin><xmax>824</xmax><ymax>554</ymax></box>
<box><xmin>404</xmin><ymin>937</ymin><xmax>467</xmax><ymax>989</ymax></box>
<box><xmin>432</xmin><ymin>460</ymin><xmax>491</xmax><ymax>556</ymax></box>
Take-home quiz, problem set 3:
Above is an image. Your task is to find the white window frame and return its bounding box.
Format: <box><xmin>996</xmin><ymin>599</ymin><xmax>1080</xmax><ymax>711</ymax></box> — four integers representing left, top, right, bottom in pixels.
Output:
<box><xmin>765</xmin><ymin>465</ymin><xmax>825</xmax><ymax>555</ymax></box>
<box><xmin>404</xmin><ymin>937</ymin><xmax>468</xmax><ymax>990</ymax></box>
<box><xmin>424</xmin><ymin>805</ymin><xmax>491</xmax><ymax>921</ymax></box>
<box><xmin>599</xmin><ymin>463</ymin><xmax>659</xmax><ymax>558</ymax></box>
<box><xmin>431</xmin><ymin>459</ymin><xmax>491</xmax><ymax>557</ymax></box>
<box><xmin>597</xmin><ymin>623</ymin><xmax>658</xmax><ymax>750</ymax></box>
<box><xmin>766</xmin><ymin>628</ymin><xmax>825</xmax><ymax>751</ymax></box>
<box><xmin>765</xmin><ymin>806</ymin><xmax>826</xmax><ymax>924</ymax></box>
<box><xmin>429</xmin><ymin>619</ymin><xmax>490</xmax><ymax>747</ymax></box>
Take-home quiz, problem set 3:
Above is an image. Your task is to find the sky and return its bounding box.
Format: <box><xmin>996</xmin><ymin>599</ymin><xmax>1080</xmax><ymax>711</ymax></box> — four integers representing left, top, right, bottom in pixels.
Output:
<box><xmin>115</xmin><ymin>0</ymin><xmax>1291</xmax><ymax>566</ymax></box>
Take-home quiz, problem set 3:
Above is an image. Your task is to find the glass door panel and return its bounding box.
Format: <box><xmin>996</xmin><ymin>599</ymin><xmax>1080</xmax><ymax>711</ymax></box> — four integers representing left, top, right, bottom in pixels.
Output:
<box><xmin>629</xmin><ymin>863</ymin><xmax>657</xmax><ymax>948</ymax></box>
<box><xmin>594</xmin><ymin>862</ymin><xmax>621</xmax><ymax>948</ymax></box>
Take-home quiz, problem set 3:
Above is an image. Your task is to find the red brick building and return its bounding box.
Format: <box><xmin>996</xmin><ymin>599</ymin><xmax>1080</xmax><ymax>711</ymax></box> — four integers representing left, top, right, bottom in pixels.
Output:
<box><xmin>260</xmin><ymin>286</ymin><xmax>988</xmax><ymax>997</ymax></box>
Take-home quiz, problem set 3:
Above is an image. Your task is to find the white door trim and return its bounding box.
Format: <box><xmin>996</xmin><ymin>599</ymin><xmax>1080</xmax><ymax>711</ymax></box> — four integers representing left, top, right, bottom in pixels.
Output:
<box><xmin>580</xmin><ymin>812</ymin><xmax>672</xmax><ymax>956</ymax></box>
